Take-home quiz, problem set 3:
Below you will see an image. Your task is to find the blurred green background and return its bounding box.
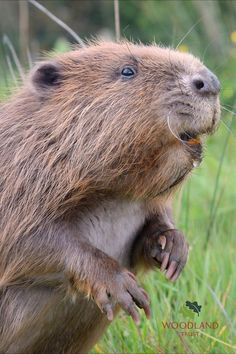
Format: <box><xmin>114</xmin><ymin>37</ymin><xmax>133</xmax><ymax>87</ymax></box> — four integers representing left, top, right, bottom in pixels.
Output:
<box><xmin>1</xmin><ymin>0</ymin><xmax>236</xmax><ymax>106</ymax></box>
<box><xmin>0</xmin><ymin>1</ymin><xmax>235</xmax><ymax>353</ymax></box>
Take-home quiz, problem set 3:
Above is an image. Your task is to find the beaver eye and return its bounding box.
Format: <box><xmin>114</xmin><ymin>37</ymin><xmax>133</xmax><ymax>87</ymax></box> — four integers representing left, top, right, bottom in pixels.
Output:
<box><xmin>121</xmin><ymin>67</ymin><xmax>135</xmax><ymax>78</ymax></box>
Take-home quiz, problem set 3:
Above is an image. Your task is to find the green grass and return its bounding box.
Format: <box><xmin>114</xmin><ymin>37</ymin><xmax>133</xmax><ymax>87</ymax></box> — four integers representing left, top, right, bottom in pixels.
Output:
<box><xmin>94</xmin><ymin>121</ymin><xmax>236</xmax><ymax>354</ymax></box>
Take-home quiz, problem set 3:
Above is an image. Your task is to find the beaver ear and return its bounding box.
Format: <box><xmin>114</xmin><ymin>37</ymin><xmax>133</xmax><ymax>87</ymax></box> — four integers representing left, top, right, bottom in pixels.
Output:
<box><xmin>30</xmin><ymin>61</ymin><xmax>61</xmax><ymax>93</ymax></box>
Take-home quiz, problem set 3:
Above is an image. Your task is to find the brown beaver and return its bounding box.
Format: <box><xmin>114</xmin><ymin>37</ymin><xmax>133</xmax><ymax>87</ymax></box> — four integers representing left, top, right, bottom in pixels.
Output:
<box><xmin>0</xmin><ymin>41</ymin><xmax>220</xmax><ymax>353</ymax></box>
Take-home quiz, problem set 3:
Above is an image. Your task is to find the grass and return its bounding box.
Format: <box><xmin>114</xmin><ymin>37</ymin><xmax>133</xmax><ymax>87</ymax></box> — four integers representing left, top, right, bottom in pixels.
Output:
<box><xmin>93</xmin><ymin>121</ymin><xmax>236</xmax><ymax>354</ymax></box>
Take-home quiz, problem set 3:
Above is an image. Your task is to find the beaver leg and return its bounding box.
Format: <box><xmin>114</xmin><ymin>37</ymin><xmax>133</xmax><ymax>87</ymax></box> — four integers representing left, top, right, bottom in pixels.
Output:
<box><xmin>0</xmin><ymin>284</ymin><xmax>110</xmax><ymax>354</ymax></box>
<box><xmin>0</xmin><ymin>284</ymin><xmax>63</xmax><ymax>353</ymax></box>
<box><xmin>0</xmin><ymin>219</ymin><xmax>150</xmax><ymax>352</ymax></box>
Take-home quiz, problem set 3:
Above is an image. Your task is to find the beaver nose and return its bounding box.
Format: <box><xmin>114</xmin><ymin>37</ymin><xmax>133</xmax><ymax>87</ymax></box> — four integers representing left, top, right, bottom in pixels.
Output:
<box><xmin>191</xmin><ymin>69</ymin><xmax>220</xmax><ymax>96</ymax></box>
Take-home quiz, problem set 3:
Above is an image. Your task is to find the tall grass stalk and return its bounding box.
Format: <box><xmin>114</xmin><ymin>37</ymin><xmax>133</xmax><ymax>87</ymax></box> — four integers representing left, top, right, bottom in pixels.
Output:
<box><xmin>114</xmin><ymin>0</ymin><xmax>120</xmax><ymax>41</ymax></box>
<box><xmin>3</xmin><ymin>34</ymin><xmax>25</xmax><ymax>80</ymax></box>
<box><xmin>28</xmin><ymin>0</ymin><xmax>85</xmax><ymax>47</ymax></box>
<box><xmin>205</xmin><ymin>112</ymin><xmax>234</xmax><ymax>246</ymax></box>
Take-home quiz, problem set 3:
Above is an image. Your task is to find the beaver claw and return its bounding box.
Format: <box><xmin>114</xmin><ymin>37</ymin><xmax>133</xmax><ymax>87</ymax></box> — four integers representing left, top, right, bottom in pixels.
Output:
<box><xmin>92</xmin><ymin>269</ymin><xmax>151</xmax><ymax>324</ymax></box>
<box><xmin>145</xmin><ymin>229</ymin><xmax>189</xmax><ymax>282</ymax></box>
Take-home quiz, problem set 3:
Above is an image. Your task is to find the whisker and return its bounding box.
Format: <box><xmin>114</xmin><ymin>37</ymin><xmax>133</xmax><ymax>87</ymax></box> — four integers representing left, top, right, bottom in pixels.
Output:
<box><xmin>220</xmin><ymin>120</ymin><xmax>235</xmax><ymax>137</ymax></box>
<box><xmin>221</xmin><ymin>103</ymin><xmax>236</xmax><ymax>109</ymax></box>
<box><xmin>201</xmin><ymin>42</ymin><xmax>213</xmax><ymax>62</ymax></box>
<box><xmin>221</xmin><ymin>105</ymin><xmax>236</xmax><ymax>116</ymax></box>
<box><xmin>166</xmin><ymin>112</ymin><xmax>203</xmax><ymax>155</ymax></box>
<box><xmin>167</xmin><ymin>113</ymin><xmax>183</xmax><ymax>143</ymax></box>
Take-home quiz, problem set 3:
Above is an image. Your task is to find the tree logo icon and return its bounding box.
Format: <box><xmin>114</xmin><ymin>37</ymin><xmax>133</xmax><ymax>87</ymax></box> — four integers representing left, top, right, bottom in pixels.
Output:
<box><xmin>180</xmin><ymin>301</ymin><xmax>202</xmax><ymax>319</ymax></box>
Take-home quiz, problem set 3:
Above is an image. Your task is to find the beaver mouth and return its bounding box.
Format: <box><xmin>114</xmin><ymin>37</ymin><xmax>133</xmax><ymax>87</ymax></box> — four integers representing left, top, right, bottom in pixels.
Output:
<box><xmin>179</xmin><ymin>108</ymin><xmax>220</xmax><ymax>145</ymax></box>
<box><xmin>179</xmin><ymin>131</ymin><xmax>203</xmax><ymax>163</ymax></box>
<box><xmin>155</xmin><ymin>132</ymin><xmax>203</xmax><ymax>198</ymax></box>
<box><xmin>180</xmin><ymin>132</ymin><xmax>201</xmax><ymax>145</ymax></box>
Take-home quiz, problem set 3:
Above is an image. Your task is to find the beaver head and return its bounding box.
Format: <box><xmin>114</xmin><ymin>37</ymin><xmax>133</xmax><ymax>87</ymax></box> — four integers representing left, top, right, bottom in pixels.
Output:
<box><xmin>25</xmin><ymin>41</ymin><xmax>220</xmax><ymax>202</ymax></box>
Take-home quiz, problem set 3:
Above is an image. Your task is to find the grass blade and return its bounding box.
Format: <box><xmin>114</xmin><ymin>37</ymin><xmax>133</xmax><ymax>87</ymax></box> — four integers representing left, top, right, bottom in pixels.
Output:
<box><xmin>28</xmin><ymin>0</ymin><xmax>85</xmax><ymax>47</ymax></box>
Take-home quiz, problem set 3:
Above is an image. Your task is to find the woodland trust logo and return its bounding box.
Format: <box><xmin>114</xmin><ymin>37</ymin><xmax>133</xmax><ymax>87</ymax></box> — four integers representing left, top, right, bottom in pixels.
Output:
<box><xmin>162</xmin><ymin>301</ymin><xmax>219</xmax><ymax>337</ymax></box>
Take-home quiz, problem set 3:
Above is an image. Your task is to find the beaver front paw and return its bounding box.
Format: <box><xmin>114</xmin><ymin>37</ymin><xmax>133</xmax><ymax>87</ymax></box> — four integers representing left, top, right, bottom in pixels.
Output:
<box><xmin>91</xmin><ymin>269</ymin><xmax>151</xmax><ymax>324</ymax></box>
<box><xmin>144</xmin><ymin>229</ymin><xmax>189</xmax><ymax>282</ymax></box>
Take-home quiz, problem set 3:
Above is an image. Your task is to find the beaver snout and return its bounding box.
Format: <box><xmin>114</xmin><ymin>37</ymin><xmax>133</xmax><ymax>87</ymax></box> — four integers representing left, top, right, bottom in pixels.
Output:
<box><xmin>191</xmin><ymin>69</ymin><xmax>220</xmax><ymax>96</ymax></box>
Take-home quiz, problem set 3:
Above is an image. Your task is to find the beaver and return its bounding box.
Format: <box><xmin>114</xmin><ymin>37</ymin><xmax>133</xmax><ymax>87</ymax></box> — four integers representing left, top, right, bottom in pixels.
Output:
<box><xmin>0</xmin><ymin>41</ymin><xmax>220</xmax><ymax>353</ymax></box>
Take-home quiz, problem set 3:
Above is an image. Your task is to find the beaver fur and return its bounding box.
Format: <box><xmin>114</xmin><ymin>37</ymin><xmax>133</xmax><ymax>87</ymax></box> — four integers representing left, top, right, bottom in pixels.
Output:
<box><xmin>0</xmin><ymin>41</ymin><xmax>220</xmax><ymax>353</ymax></box>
